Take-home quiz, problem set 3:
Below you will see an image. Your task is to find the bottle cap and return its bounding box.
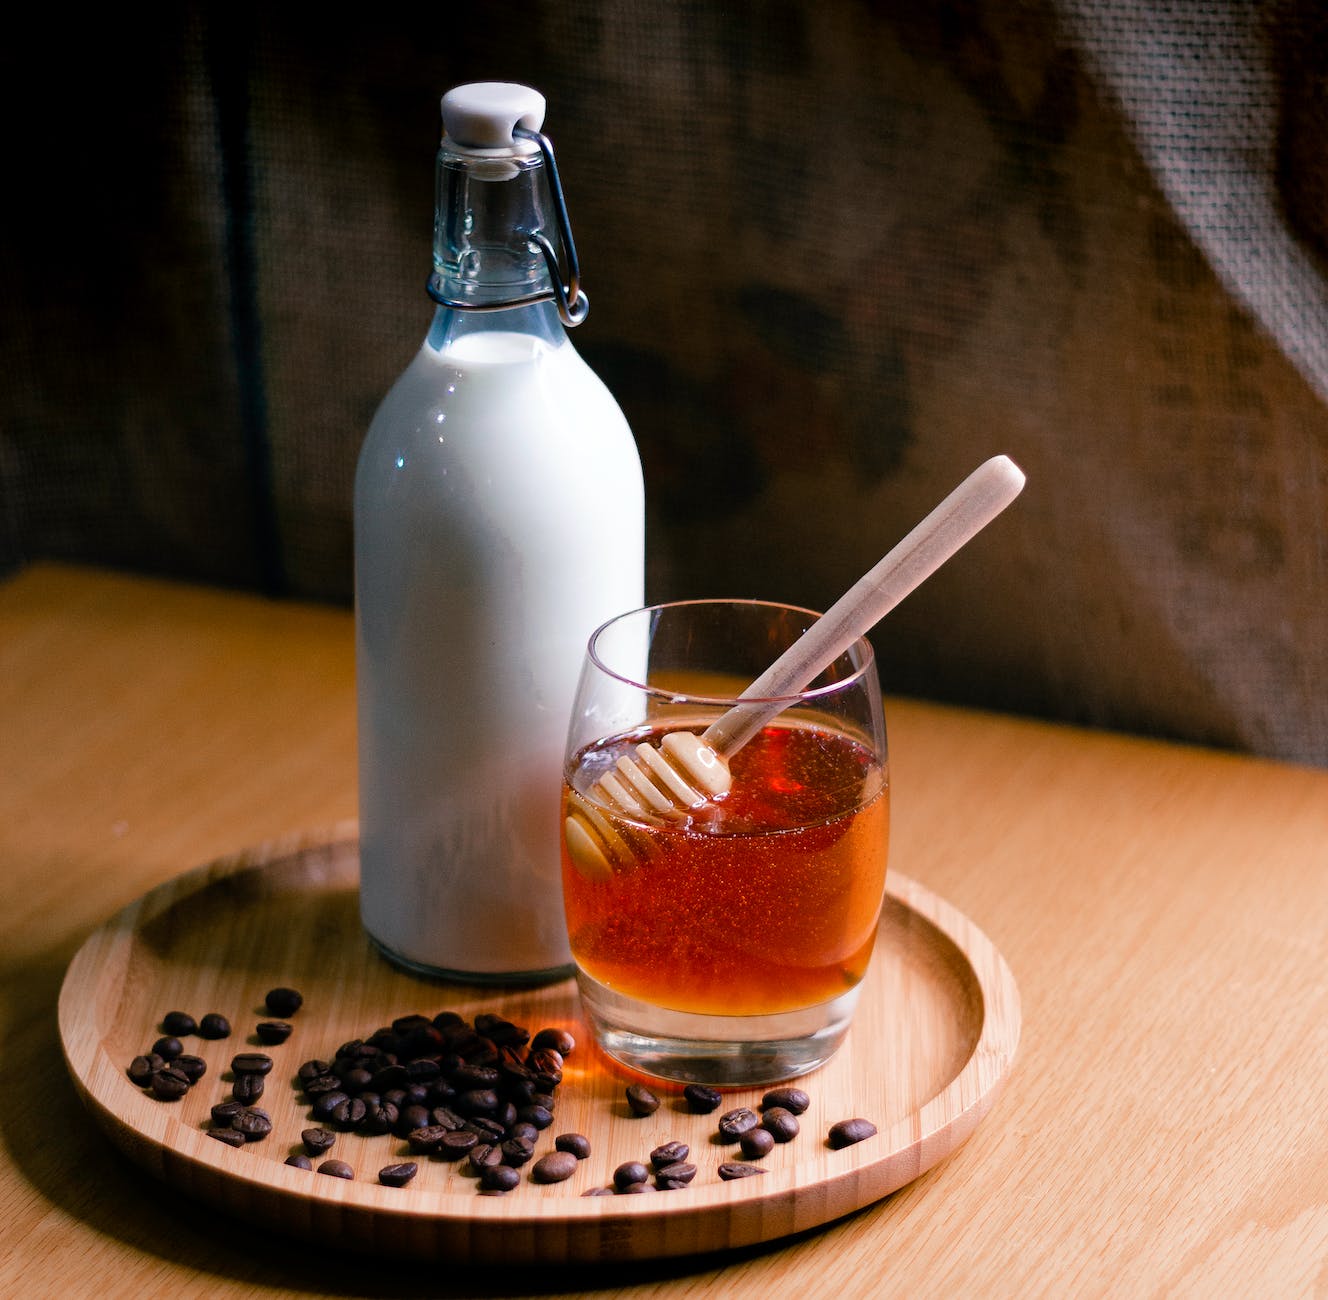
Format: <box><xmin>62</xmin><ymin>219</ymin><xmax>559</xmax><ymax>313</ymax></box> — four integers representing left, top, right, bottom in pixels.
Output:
<box><xmin>441</xmin><ymin>83</ymin><xmax>547</xmax><ymax>149</ymax></box>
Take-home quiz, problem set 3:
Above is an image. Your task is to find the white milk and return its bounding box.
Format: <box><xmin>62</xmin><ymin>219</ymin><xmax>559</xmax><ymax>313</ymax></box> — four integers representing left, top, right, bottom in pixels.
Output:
<box><xmin>354</xmin><ymin>321</ymin><xmax>644</xmax><ymax>978</ymax></box>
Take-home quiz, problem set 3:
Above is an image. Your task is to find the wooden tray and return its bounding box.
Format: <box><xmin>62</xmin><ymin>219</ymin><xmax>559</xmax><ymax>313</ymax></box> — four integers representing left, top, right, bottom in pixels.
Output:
<box><xmin>58</xmin><ymin>829</ymin><xmax>1020</xmax><ymax>1263</ymax></box>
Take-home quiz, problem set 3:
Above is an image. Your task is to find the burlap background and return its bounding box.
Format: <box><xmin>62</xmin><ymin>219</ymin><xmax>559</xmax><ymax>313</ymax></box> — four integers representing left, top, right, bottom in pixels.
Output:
<box><xmin>3</xmin><ymin>2</ymin><xmax>1325</xmax><ymax>765</ymax></box>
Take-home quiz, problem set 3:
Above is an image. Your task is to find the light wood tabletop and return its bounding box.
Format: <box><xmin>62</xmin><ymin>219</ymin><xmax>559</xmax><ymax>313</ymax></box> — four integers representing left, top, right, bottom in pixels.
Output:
<box><xmin>3</xmin><ymin>562</ymin><xmax>1326</xmax><ymax>1297</ymax></box>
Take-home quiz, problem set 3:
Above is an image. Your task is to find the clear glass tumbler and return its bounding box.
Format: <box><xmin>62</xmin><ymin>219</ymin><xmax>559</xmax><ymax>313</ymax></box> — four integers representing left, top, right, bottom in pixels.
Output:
<box><xmin>560</xmin><ymin>599</ymin><xmax>890</xmax><ymax>1085</ymax></box>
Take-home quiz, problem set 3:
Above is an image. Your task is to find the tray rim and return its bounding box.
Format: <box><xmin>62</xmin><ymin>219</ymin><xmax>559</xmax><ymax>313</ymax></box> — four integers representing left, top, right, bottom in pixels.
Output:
<box><xmin>58</xmin><ymin>828</ymin><xmax>1021</xmax><ymax>1258</ymax></box>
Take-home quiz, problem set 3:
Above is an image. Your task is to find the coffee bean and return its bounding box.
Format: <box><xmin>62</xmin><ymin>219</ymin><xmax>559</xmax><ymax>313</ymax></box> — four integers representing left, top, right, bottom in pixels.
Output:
<box><xmin>406</xmin><ymin>1125</ymin><xmax>449</xmax><ymax>1154</ymax></box>
<box><xmin>480</xmin><ymin>1164</ymin><xmax>520</xmax><ymax>1193</ymax></box>
<box><xmin>149</xmin><ymin>1067</ymin><xmax>191</xmax><ymax>1101</ymax></box>
<box><xmin>361</xmin><ymin>1099</ymin><xmax>399</xmax><ymax>1136</ymax></box>
<box><xmin>430</xmin><ymin>1106</ymin><xmax>466</xmax><ymax>1132</ymax></box>
<box><xmin>507</xmin><ymin>1121</ymin><xmax>538</xmax><ymax>1144</ymax></box>
<box><xmin>127</xmin><ymin>1054</ymin><xmax>162</xmax><ymax>1087</ymax></box>
<box><xmin>613</xmin><ymin>1161</ymin><xmax>649</xmax><ymax>1191</ymax></box>
<box><xmin>650</xmin><ymin>1141</ymin><xmax>689</xmax><ymax>1169</ymax></box>
<box><xmin>285</xmin><ymin>1154</ymin><xmax>313</xmax><ymax>1170</ymax></box>
<box><xmin>198</xmin><ymin>1013</ymin><xmax>231</xmax><ymax>1040</ymax></box>
<box><xmin>531</xmin><ymin>1151</ymin><xmax>578</xmax><ymax>1184</ymax></box>
<box><xmin>174</xmin><ymin>1054</ymin><xmax>207</xmax><ymax>1083</ymax></box>
<box><xmin>455</xmin><ymin>1088</ymin><xmax>499</xmax><ymax>1118</ymax></box>
<box><xmin>152</xmin><ymin>1036</ymin><xmax>184</xmax><ymax>1062</ymax></box>
<box><xmin>526</xmin><ymin>1049</ymin><xmax>564</xmax><ymax>1089</ymax></box>
<box><xmin>298</xmin><ymin>1058</ymin><xmax>332</xmax><ymax>1083</ymax></box>
<box><xmin>451</xmin><ymin>1063</ymin><xmax>500</xmax><ymax>1089</ymax></box>
<box><xmin>211</xmin><ymin>1100</ymin><xmax>245</xmax><ymax>1125</ymax></box>
<box><xmin>717</xmin><ymin>1107</ymin><xmax>760</xmax><ymax>1141</ymax></box>
<box><xmin>718</xmin><ymin>1162</ymin><xmax>768</xmax><ymax>1180</ymax></box>
<box><xmin>828</xmin><ymin>1117</ymin><xmax>878</xmax><ymax>1149</ymax></box>
<box><xmin>683</xmin><ymin>1083</ymin><xmax>722</xmax><ymax>1113</ymax></box>
<box><xmin>762</xmin><ymin>1107</ymin><xmax>800</xmax><ymax>1142</ymax></box>
<box><xmin>516</xmin><ymin>1104</ymin><xmax>553</xmax><ymax>1130</ymax></box>
<box><xmin>531</xmin><ymin>1027</ymin><xmax>575</xmax><ymax>1056</ymax></box>
<box><xmin>329</xmin><ymin>1097</ymin><xmax>367</xmax><ymax>1130</ymax></box>
<box><xmin>500</xmin><ymin>1136</ymin><xmax>535</xmax><ymax>1167</ymax></box>
<box><xmin>310</xmin><ymin>1090</ymin><xmax>348</xmax><ymax>1122</ymax></box>
<box><xmin>468</xmin><ymin>1143</ymin><xmax>504</xmax><ymax>1174</ymax></box>
<box><xmin>265</xmin><ymin>987</ymin><xmax>303</xmax><ymax>1017</ymax></box>
<box><xmin>231</xmin><ymin>1108</ymin><xmax>272</xmax><ymax>1141</ymax></box>
<box><xmin>762</xmin><ymin>1086</ymin><xmax>810</xmax><ymax>1115</ymax></box>
<box><xmin>582</xmin><ymin>1186</ymin><xmax>615</xmax><ymax>1197</ymax></box>
<box><xmin>231</xmin><ymin>1052</ymin><xmax>273</xmax><ymax>1076</ymax></box>
<box><xmin>301</xmin><ymin>1127</ymin><xmax>336</xmax><ymax>1155</ymax></box>
<box><xmin>340</xmin><ymin>1065</ymin><xmax>375</xmax><ymax>1094</ymax></box>
<box><xmin>303</xmin><ymin>1073</ymin><xmax>342</xmax><ymax>1098</ymax></box>
<box><xmin>655</xmin><ymin>1161</ymin><xmax>697</xmax><ymax>1189</ymax></box>
<box><xmin>438</xmin><ymin>1130</ymin><xmax>479</xmax><ymax>1161</ymax></box>
<box><xmin>625</xmin><ymin>1084</ymin><xmax>660</xmax><ymax>1116</ymax></box>
<box><xmin>317</xmin><ymin>1159</ymin><xmax>353</xmax><ymax>1179</ymax></box>
<box><xmin>555</xmin><ymin>1133</ymin><xmax>591</xmax><ymax>1160</ymax></box>
<box><xmin>161</xmin><ymin>1011</ymin><xmax>197</xmax><ymax>1037</ymax></box>
<box><xmin>232</xmin><ymin>1072</ymin><xmax>265</xmax><ymax>1102</ymax></box>
<box><xmin>617</xmin><ymin>1181</ymin><xmax>653</xmax><ymax>1194</ymax></box>
<box><xmin>378</xmin><ymin>1161</ymin><xmax>419</xmax><ymax>1187</ymax></box>
<box><xmin>255</xmin><ymin>1021</ymin><xmax>292</xmax><ymax>1046</ymax></box>
<box><xmin>740</xmin><ymin>1127</ymin><xmax>775</xmax><ymax>1159</ymax></box>
<box><xmin>206</xmin><ymin>1127</ymin><xmax>247</xmax><ymax>1147</ymax></box>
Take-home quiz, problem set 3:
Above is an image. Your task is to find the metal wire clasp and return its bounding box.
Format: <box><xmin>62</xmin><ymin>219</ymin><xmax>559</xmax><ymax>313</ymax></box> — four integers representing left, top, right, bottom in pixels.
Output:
<box><xmin>513</xmin><ymin>125</ymin><xmax>587</xmax><ymax>327</ymax></box>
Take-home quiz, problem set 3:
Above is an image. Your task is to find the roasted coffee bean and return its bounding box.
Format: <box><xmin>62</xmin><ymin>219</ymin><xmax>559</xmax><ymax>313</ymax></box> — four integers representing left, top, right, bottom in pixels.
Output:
<box><xmin>161</xmin><ymin>1011</ymin><xmax>197</xmax><ymax>1037</ymax></box>
<box><xmin>433</xmin><ymin>1010</ymin><xmax>466</xmax><ymax>1033</ymax></box>
<box><xmin>391</xmin><ymin>1013</ymin><xmax>432</xmax><ymax>1035</ymax></box>
<box><xmin>298</xmin><ymin>1058</ymin><xmax>332</xmax><ymax>1083</ymax></box>
<box><xmin>717</xmin><ymin>1107</ymin><xmax>760</xmax><ymax>1141</ymax></box>
<box><xmin>582</xmin><ymin>1186</ymin><xmax>615</xmax><ymax>1197</ymax></box>
<box><xmin>526</xmin><ymin>1049</ymin><xmax>564</xmax><ymax>1089</ymax></box>
<box><xmin>480</xmin><ymin>1164</ymin><xmax>520</xmax><ymax>1193</ymax></box>
<box><xmin>430</xmin><ymin>1106</ymin><xmax>466</xmax><ymax>1132</ymax></box>
<box><xmin>330</xmin><ymin>1097</ymin><xmax>367</xmax><ymax>1130</ymax></box>
<box><xmin>211</xmin><ymin>1100</ymin><xmax>245</xmax><ymax>1126</ymax></box>
<box><xmin>149</xmin><ymin>1067</ymin><xmax>191</xmax><ymax>1101</ymax></box>
<box><xmin>683</xmin><ymin>1083</ymin><xmax>722</xmax><ymax>1113</ymax></box>
<box><xmin>740</xmin><ymin>1128</ymin><xmax>775</xmax><ymax>1159</ymax></box>
<box><xmin>438</xmin><ymin>1130</ymin><xmax>479</xmax><ymax>1161</ymax></box>
<box><xmin>494</xmin><ymin>1101</ymin><xmax>518</xmax><ymax>1131</ymax></box>
<box><xmin>232</xmin><ymin>1072</ymin><xmax>265</xmax><ymax>1102</ymax></box>
<box><xmin>828</xmin><ymin>1117</ymin><xmax>878</xmax><ymax>1149</ymax></box>
<box><xmin>455</xmin><ymin>1088</ymin><xmax>499</xmax><ymax>1117</ymax></box>
<box><xmin>406</xmin><ymin>1125</ymin><xmax>449</xmax><ymax>1155</ymax></box>
<box><xmin>206</xmin><ymin>1127</ymin><xmax>247</xmax><ymax>1147</ymax></box>
<box><xmin>516</xmin><ymin>1104</ymin><xmax>553</xmax><ymax>1130</ymax></box>
<box><xmin>531</xmin><ymin>1027</ymin><xmax>575</xmax><ymax>1056</ymax></box>
<box><xmin>762</xmin><ymin>1086</ymin><xmax>810</xmax><ymax>1115</ymax></box>
<box><xmin>397</xmin><ymin>1104</ymin><xmax>432</xmax><ymax>1136</ymax></box>
<box><xmin>507</xmin><ymin>1121</ymin><xmax>538</xmax><ymax>1145</ymax></box>
<box><xmin>465</xmin><ymin>1116</ymin><xmax>506</xmax><ymax>1143</ymax></box>
<box><xmin>360</xmin><ymin>1099</ymin><xmax>399</xmax><ymax>1136</ymax></box>
<box><xmin>265</xmin><ymin>987</ymin><xmax>303</xmax><ymax>1017</ymax></box>
<box><xmin>422</xmin><ymin>1080</ymin><xmax>453</xmax><ymax>1107</ymax></box>
<box><xmin>625</xmin><ymin>1084</ymin><xmax>660</xmax><ymax>1116</ymax></box>
<box><xmin>382</xmin><ymin>1088</ymin><xmax>408</xmax><ymax>1108</ymax></box>
<box><xmin>301</xmin><ymin>1127</ymin><xmax>336</xmax><ymax>1155</ymax></box>
<box><xmin>285</xmin><ymin>1153</ymin><xmax>313</xmax><ymax>1170</ymax></box>
<box><xmin>403</xmin><ymin>1056</ymin><xmax>442</xmax><ymax>1082</ymax></box>
<box><xmin>231</xmin><ymin>1052</ymin><xmax>273</xmax><ymax>1076</ymax></box>
<box><xmin>378</xmin><ymin>1161</ymin><xmax>418</xmax><ymax>1188</ymax></box>
<box><xmin>304</xmin><ymin>1074</ymin><xmax>343</xmax><ymax>1099</ymax></box>
<box><xmin>474</xmin><ymin>1014</ymin><xmax>528</xmax><ymax>1048</ymax></box>
<box><xmin>762</xmin><ymin>1107</ymin><xmax>800</xmax><ymax>1142</ymax></box>
<box><xmin>255</xmin><ymin>1021</ymin><xmax>292</xmax><ymax>1046</ymax></box>
<box><xmin>451</xmin><ymin>1063</ymin><xmax>499</xmax><ymax>1089</ymax></box>
<box><xmin>531</xmin><ymin>1151</ymin><xmax>578</xmax><ymax>1184</ymax></box>
<box><xmin>555</xmin><ymin>1133</ymin><xmax>591</xmax><ymax>1160</ymax></box>
<box><xmin>337</xmin><ymin>1065</ymin><xmax>375</xmax><ymax>1093</ymax></box>
<box><xmin>500</xmin><ymin>1136</ymin><xmax>534</xmax><ymax>1168</ymax></box>
<box><xmin>174</xmin><ymin>1054</ymin><xmax>207</xmax><ymax>1083</ymax></box>
<box><xmin>614</xmin><ymin>1161</ymin><xmax>650</xmax><ymax>1192</ymax></box>
<box><xmin>468</xmin><ymin>1143</ymin><xmax>504</xmax><ymax>1174</ymax></box>
<box><xmin>311</xmin><ymin>1090</ymin><xmax>349</xmax><ymax>1122</ymax></box>
<box><xmin>617</xmin><ymin>1181</ymin><xmax>653</xmax><ymax>1194</ymax></box>
<box><xmin>317</xmin><ymin>1159</ymin><xmax>353</xmax><ymax>1179</ymax></box>
<box><xmin>152</xmin><ymin>1036</ymin><xmax>184</xmax><ymax>1062</ymax></box>
<box><xmin>198</xmin><ymin>1013</ymin><xmax>231</xmax><ymax>1040</ymax></box>
<box><xmin>718</xmin><ymin>1162</ymin><xmax>768</xmax><ymax>1180</ymax></box>
<box><xmin>655</xmin><ymin>1161</ymin><xmax>697</xmax><ymax>1189</ymax></box>
<box><xmin>127</xmin><ymin>1054</ymin><xmax>161</xmax><ymax>1087</ymax></box>
<box><xmin>231</xmin><ymin>1108</ymin><xmax>273</xmax><ymax>1141</ymax></box>
<box><xmin>650</xmin><ymin>1141</ymin><xmax>689</xmax><ymax>1169</ymax></box>
<box><xmin>369</xmin><ymin>1064</ymin><xmax>409</xmax><ymax>1093</ymax></box>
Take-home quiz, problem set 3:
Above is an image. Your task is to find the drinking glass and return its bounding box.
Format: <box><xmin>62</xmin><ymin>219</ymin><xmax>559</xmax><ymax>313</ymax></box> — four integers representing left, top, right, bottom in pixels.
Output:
<box><xmin>560</xmin><ymin>598</ymin><xmax>889</xmax><ymax>1085</ymax></box>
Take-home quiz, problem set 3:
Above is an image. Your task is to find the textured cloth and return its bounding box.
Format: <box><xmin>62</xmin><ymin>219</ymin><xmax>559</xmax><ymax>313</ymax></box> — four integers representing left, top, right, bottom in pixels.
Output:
<box><xmin>2</xmin><ymin>2</ymin><xmax>1325</xmax><ymax>764</ymax></box>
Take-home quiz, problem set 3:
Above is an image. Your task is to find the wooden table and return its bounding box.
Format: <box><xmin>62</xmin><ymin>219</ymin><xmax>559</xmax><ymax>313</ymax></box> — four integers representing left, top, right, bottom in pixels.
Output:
<box><xmin>3</xmin><ymin>563</ymin><xmax>1326</xmax><ymax>1296</ymax></box>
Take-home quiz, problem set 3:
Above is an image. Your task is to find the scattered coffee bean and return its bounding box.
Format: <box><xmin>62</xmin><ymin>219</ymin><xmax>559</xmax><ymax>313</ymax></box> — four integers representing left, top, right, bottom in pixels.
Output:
<box><xmin>582</xmin><ymin>1186</ymin><xmax>615</xmax><ymax>1197</ymax></box>
<box><xmin>330</xmin><ymin>1097</ymin><xmax>367</xmax><ymax>1130</ymax></box>
<box><xmin>317</xmin><ymin>1159</ymin><xmax>354</xmax><ymax>1179</ymax></box>
<box><xmin>298</xmin><ymin>1058</ymin><xmax>331</xmax><ymax>1083</ymax></box>
<box><xmin>152</xmin><ymin>1036</ymin><xmax>184</xmax><ymax>1062</ymax></box>
<box><xmin>378</xmin><ymin>1161</ymin><xmax>419</xmax><ymax>1187</ymax></box>
<box><xmin>762</xmin><ymin>1086</ymin><xmax>810</xmax><ymax>1115</ymax></box>
<box><xmin>231</xmin><ymin>1052</ymin><xmax>273</xmax><ymax>1076</ymax></box>
<box><xmin>211</xmin><ymin>1100</ymin><xmax>245</xmax><ymax>1125</ymax></box>
<box><xmin>198</xmin><ymin>1013</ymin><xmax>231</xmax><ymax>1040</ymax></box>
<box><xmin>614</xmin><ymin>1161</ymin><xmax>649</xmax><ymax>1191</ymax></box>
<box><xmin>468</xmin><ymin>1143</ymin><xmax>504</xmax><ymax>1174</ymax></box>
<box><xmin>232</xmin><ymin>1072</ymin><xmax>265</xmax><ymax>1102</ymax></box>
<box><xmin>531</xmin><ymin>1151</ymin><xmax>579</xmax><ymax>1184</ymax></box>
<box><xmin>127</xmin><ymin>1054</ymin><xmax>161</xmax><ymax>1087</ymax></box>
<box><xmin>231</xmin><ymin>1108</ymin><xmax>273</xmax><ymax>1141</ymax></box>
<box><xmin>302</xmin><ymin>1127</ymin><xmax>336</xmax><ymax>1155</ymax></box>
<box><xmin>255</xmin><ymin>1021</ymin><xmax>292</xmax><ymax>1046</ymax></box>
<box><xmin>265</xmin><ymin>987</ymin><xmax>304</xmax><ymax>1017</ymax></box>
<box><xmin>740</xmin><ymin>1128</ymin><xmax>775</xmax><ymax>1159</ymax></box>
<box><xmin>149</xmin><ymin>1067</ymin><xmax>191</xmax><ymax>1101</ymax></box>
<box><xmin>303</xmin><ymin>1073</ymin><xmax>342</xmax><ymax>1098</ymax></box>
<box><xmin>555</xmin><ymin>1133</ymin><xmax>591</xmax><ymax>1160</ymax></box>
<box><xmin>718</xmin><ymin>1162</ymin><xmax>768</xmax><ymax>1180</ymax></box>
<box><xmin>500</xmin><ymin>1136</ymin><xmax>535</xmax><ymax>1168</ymax></box>
<box><xmin>480</xmin><ymin>1164</ymin><xmax>520</xmax><ymax>1193</ymax></box>
<box><xmin>828</xmin><ymin>1117</ymin><xmax>878</xmax><ymax>1149</ymax></box>
<box><xmin>206</xmin><ymin>1127</ymin><xmax>247</xmax><ymax>1148</ymax></box>
<box><xmin>438</xmin><ymin>1130</ymin><xmax>479</xmax><ymax>1160</ymax></box>
<box><xmin>406</xmin><ymin>1126</ymin><xmax>449</xmax><ymax>1155</ymax></box>
<box><xmin>311</xmin><ymin>1090</ymin><xmax>348</xmax><ymax>1122</ymax></box>
<box><xmin>530</xmin><ymin>1027</ymin><xmax>575</xmax><ymax>1056</ymax></box>
<box><xmin>650</xmin><ymin>1141</ymin><xmax>689</xmax><ymax>1169</ymax></box>
<box><xmin>655</xmin><ymin>1161</ymin><xmax>697</xmax><ymax>1190</ymax></box>
<box><xmin>285</xmin><ymin>1154</ymin><xmax>313</xmax><ymax>1170</ymax></box>
<box><xmin>683</xmin><ymin>1083</ymin><xmax>722</xmax><ymax>1113</ymax></box>
<box><xmin>717</xmin><ymin>1107</ymin><xmax>760</xmax><ymax>1141</ymax></box>
<box><xmin>526</xmin><ymin>1049</ymin><xmax>564</xmax><ymax>1089</ymax></box>
<box><xmin>161</xmin><ymin>1011</ymin><xmax>197</xmax><ymax>1037</ymax></box>
<box><xmin>762</xmin><ymin>1107</ymin><xmax>800</xmax><ymax>1142</ymax></box>
<box><xmin>625</xmin><ymin>1084</ymin><xmax>660</xmax><ymax>1116</ymax></box>
<box><xmin>516</xmin><ymin>1104</ymin><xmax>554</xmax><ymax>1130</ymax></box>
<box><xmin>174</xmin><ymin>1054</ymin><xmax>207</xmax><ymax>1083</ymax></box>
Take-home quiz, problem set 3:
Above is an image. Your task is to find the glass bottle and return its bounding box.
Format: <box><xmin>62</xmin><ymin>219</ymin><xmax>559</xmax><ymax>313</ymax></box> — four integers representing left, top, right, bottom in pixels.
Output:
<box><xmin>354</xmin><ymin>83</ymin><xmax>645</xmax><ymax>981</ymax></box>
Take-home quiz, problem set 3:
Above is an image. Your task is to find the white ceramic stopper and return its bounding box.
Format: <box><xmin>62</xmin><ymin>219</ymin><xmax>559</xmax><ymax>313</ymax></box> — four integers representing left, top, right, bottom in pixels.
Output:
<box><xmin>441</xmin><ymin>82</ymin><xmax>547</xmax><ymax>148</ymax></box>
